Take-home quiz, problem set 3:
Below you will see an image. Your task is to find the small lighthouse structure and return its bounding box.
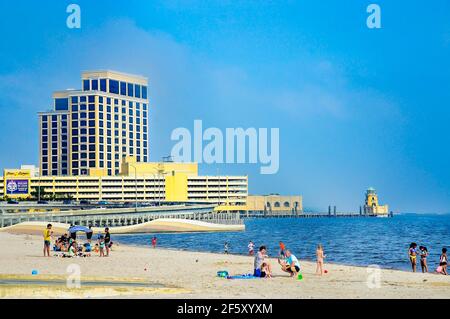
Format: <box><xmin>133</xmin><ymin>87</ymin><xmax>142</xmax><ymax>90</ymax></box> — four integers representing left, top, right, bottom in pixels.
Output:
<box><xmin>364</xmin><ymin>187</ymin><xmax>389</xmax><ymax>217</ymax></box>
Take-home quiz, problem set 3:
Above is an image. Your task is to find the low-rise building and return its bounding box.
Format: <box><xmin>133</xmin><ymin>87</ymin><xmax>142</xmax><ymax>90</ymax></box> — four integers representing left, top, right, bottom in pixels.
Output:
<box><xmin>1</xmin><ymin>157</ymin><xmax>248</xmax><ymax>212</ymax></box>
<box><xmin>246</xmin><ymin>194</ymin><xmax>302</xmax><ymax>216</ymax></box>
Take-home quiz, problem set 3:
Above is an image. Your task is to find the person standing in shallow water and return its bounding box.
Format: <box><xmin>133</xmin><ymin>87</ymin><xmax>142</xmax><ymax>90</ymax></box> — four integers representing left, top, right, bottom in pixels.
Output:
<box><xmin>408</xmin><ymin>243</ymin><xmax>418</xmax><ymax>272</ymax></box>
<box><xmin>419</xmin><ymin>246</ymin><xmax>428</xmax><ymax>273</ymax></box>
<box><xmin>316</xmin><ymin>244</ymin><xmax>326</xmax><ymax>275</ymax></box>
<box><xmin>151</xmin><ymin>236</ymin><xmax>157</xmax><ymax>248</ymax></box>
<box><xmin>224</xmin><ymin>242</ymin><xmax>229</xmax><ymax>254</ymax></box>
<box><xmin>248</xmin><ymin>241</ymin><xmax>255</xmax><ymax>256</ymax></box>
<box><xmin>438</xmin><ymin>247</ymin><xmax>448</xmax><ymax>275</ymax></box>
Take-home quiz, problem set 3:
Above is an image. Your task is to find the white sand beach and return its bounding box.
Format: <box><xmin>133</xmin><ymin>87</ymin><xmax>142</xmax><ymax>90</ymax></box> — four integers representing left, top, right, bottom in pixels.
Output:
<box><xmin>0</xmin><ymin>232</ymin><xmax>448</xmax><ymax>299</ymax></box>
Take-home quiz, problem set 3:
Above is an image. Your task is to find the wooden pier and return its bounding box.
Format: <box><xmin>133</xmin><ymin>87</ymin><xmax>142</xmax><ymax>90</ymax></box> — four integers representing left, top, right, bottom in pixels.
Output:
<box><xmin>241</xmin><ymin>208</ymin><xmax>394</xmax><ymax>219</ymax></box>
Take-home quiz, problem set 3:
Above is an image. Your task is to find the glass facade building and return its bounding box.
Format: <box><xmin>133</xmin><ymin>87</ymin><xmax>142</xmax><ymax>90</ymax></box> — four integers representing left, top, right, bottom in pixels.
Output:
<box><xmin>39</xmin><ymin>70</ymin><xmax>149</xmax><ymax>176</ymax></box>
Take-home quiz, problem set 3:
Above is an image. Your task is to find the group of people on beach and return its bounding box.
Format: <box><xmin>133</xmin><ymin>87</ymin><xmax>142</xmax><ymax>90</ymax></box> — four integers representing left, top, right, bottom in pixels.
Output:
<box><xmin>245</xmin><ymin>241</ymin><xmax>326</xmax><ymax>278</ymax></box>
<box><xmin>408</xmin><ymin>242</ymin><xmax>447</xmax><ymax>275</ymax></box>
<box><xmin>43</xmin><ymin>224</ymin><xmax>113</xmax><ymax>258</ymax></box>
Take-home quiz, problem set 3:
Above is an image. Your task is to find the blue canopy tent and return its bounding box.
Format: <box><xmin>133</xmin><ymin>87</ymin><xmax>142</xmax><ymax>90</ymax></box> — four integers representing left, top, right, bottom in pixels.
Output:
<box><xmin>68</xmin><ymin>225</ymin><xmax>93</xmax><ymax>234</ymax></box>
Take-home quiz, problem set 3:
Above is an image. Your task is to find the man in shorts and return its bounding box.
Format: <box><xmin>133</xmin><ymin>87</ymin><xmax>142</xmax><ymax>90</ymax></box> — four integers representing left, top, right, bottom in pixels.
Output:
<box><xmin>43</xmin><ymin>224</ymin><xmax>53</xmax><ymax>257</ymax></box>
<box><xmin>279</xmin><ymin>250</ymin><xmax>300</xmax><ymax>277</ymax></box>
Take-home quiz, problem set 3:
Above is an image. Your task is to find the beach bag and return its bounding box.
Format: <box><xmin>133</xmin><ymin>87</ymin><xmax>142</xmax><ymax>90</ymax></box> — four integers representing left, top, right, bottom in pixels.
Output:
<box><xmin>436</xmin><ymin>266</ymin><xmax>443</xmax><ymax>273</ymax></box>
<box><xmin>217</xmin><ymin>270</ymin><xmax>229</xmax><ymax>278</ymax></box>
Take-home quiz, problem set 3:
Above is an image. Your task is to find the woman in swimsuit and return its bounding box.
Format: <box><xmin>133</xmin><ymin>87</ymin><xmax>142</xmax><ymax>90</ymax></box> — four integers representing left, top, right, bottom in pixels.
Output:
<box><xmin>419</xmin><ymin>246</ymin><xmax>428</xmax><ymax>273</ymax></box>
<box><xmin>408</xmin><ymin>242</ymin><xmax>418</xmax><ymax>272</ymax></box>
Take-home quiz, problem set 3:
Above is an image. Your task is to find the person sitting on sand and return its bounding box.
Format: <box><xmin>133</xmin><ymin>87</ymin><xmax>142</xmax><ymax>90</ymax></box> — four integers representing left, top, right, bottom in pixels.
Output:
<box><xmin>438</xmin><ymin>247</ymin><xmax>448</xmax><ymax>275</ymax></box>
<box><xmin>419</xmin><ymin>246</ymin><xmax>428</xmax><ymax>273</ymax></box>
<box><xmin>67</xmin><ymin>242</ymin><xmax>76</xmax><ymax>257</ymax></box>
<box><xmin>43</xmin><ymin>224</ymin><xmax>53</xmax><ymax>257</ymax></box>
<box><xmin>279</xmin><ymin>250</ymin><xmax>300</xmax><ymax>278</ymax></box>
<box><xmin>408</xmin><ymin>243</ymin><xmax>418</xmax><ymax>272</ymax></box>
<box><xmin>254</xmin><ymin>246</ymin><xmax>270</xmax><ymax>277</ymax></box>
<box><xmin>316</xmin><ymin>244</ymin><xmax>326</xmax><ymax>275</ymax></box>
<box><xmin>83</xmin><ymin>242</ymin><xmax>92</xmax><ymax>256</ymax></box>
<box><xmin>261</xmin><ymin>262</ymin><xmax>272</xmax><ymax>278</ymax></box>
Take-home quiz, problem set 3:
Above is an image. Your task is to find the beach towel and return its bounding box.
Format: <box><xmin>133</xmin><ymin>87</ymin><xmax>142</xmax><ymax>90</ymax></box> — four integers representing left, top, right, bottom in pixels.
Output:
<box><xmin>226</xmin><ymin>274</ymin><xmax>259</xmax><ymax>280</ymax></box>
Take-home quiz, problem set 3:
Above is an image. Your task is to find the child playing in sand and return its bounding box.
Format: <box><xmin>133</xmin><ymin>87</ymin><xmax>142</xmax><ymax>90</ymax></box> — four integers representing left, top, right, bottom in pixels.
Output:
<box><xmin>419</xmin><ymin>246</ymin><xmax>428</xmax><ymax>273</ymax></box>
<box><xmin>316</xmin><ymin>244</ymin><xmax>326</xmax><ymax>275</ymax></box>
<box><xmin>260</xmin><ymin>262</ymin><xmax>272</xmax><ymax>278</ymax></box>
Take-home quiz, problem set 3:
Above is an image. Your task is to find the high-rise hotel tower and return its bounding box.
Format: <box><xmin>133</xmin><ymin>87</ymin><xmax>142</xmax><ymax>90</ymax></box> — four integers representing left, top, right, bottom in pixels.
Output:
<box><xmin>39</xmin><ymin>71</ymin><xmax>149</xmax><ymax>177</ymax></box>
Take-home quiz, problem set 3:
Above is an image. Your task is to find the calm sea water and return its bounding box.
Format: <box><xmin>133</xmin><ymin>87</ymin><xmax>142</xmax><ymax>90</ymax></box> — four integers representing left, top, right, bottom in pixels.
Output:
<box><xmin>114</xmin><ymin>214</ymin><xmax>449</xmax><ymax>271</ymax></box>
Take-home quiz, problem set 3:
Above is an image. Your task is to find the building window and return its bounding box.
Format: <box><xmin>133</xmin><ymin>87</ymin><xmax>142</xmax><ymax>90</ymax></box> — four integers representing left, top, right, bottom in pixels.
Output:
<box><xmin>127</xmin><ymin>83</ymin><xmax>133</xmax><ymax>97</ymax></box>
<box><xmin>142</xmin><ymin>86</ymin><xmax>147</xmax><ymax>99</ymax></box>
<box><xmin>284</xmin><ymin>202</ymin><xmax>290</xmax><ymax>208</ymax></box>
<box><xmin>91</xmin><ymin>79</ymin><xmax>98</xmax><ymax>91</ymax></box>
<box><xmin>120</xmin><ymin>82</ymin><xmax>127</xmax><ymax>95</ymax></box>
<box><xmin>83</xmin><ymin>79</ymin><xmax>90</xmax><ymax>91</ymax></box>
<box><xmin>109</xmin><ymin>79</ymin><xmax>119</xmax><ymax>94</ymax></box>
<box><xmin>135</xmin><ymin>84</ymin><xmax>141</xmax><ymax>98</ymax></box>
<box><xmin>100</xmin><ymin>79</ymin><xmax>107</xmax><ymax>92</ymax></box>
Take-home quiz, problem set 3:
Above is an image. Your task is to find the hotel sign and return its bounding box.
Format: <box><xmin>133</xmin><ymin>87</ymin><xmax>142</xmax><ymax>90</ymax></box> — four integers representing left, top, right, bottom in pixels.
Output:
<box><xmin>3</xmin><ymin>169</ymin><xmax>31</xmax><ymax>197</ymax></box>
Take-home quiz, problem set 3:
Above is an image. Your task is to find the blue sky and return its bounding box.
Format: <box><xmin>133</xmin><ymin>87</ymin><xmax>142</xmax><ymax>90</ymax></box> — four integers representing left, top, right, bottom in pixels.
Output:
<box><xmin>0</xmin><ymin>1</ymin><xmax>449</xmax><ymax>213</ymax></box>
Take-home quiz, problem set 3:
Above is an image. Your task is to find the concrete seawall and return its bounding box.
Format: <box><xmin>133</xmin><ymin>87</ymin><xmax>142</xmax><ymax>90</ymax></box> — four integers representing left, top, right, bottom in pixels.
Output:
<box><xmin>0</xmin><ymin>219</ymin><xmax>245</xmax><ymax>235</ymax></box>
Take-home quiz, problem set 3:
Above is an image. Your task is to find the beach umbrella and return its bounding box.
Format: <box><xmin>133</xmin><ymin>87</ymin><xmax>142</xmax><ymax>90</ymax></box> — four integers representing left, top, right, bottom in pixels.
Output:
<box><xmin>68</xmin><ymin>225</ymin><xmax>93</xmax><ymax>234</ymax></box>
